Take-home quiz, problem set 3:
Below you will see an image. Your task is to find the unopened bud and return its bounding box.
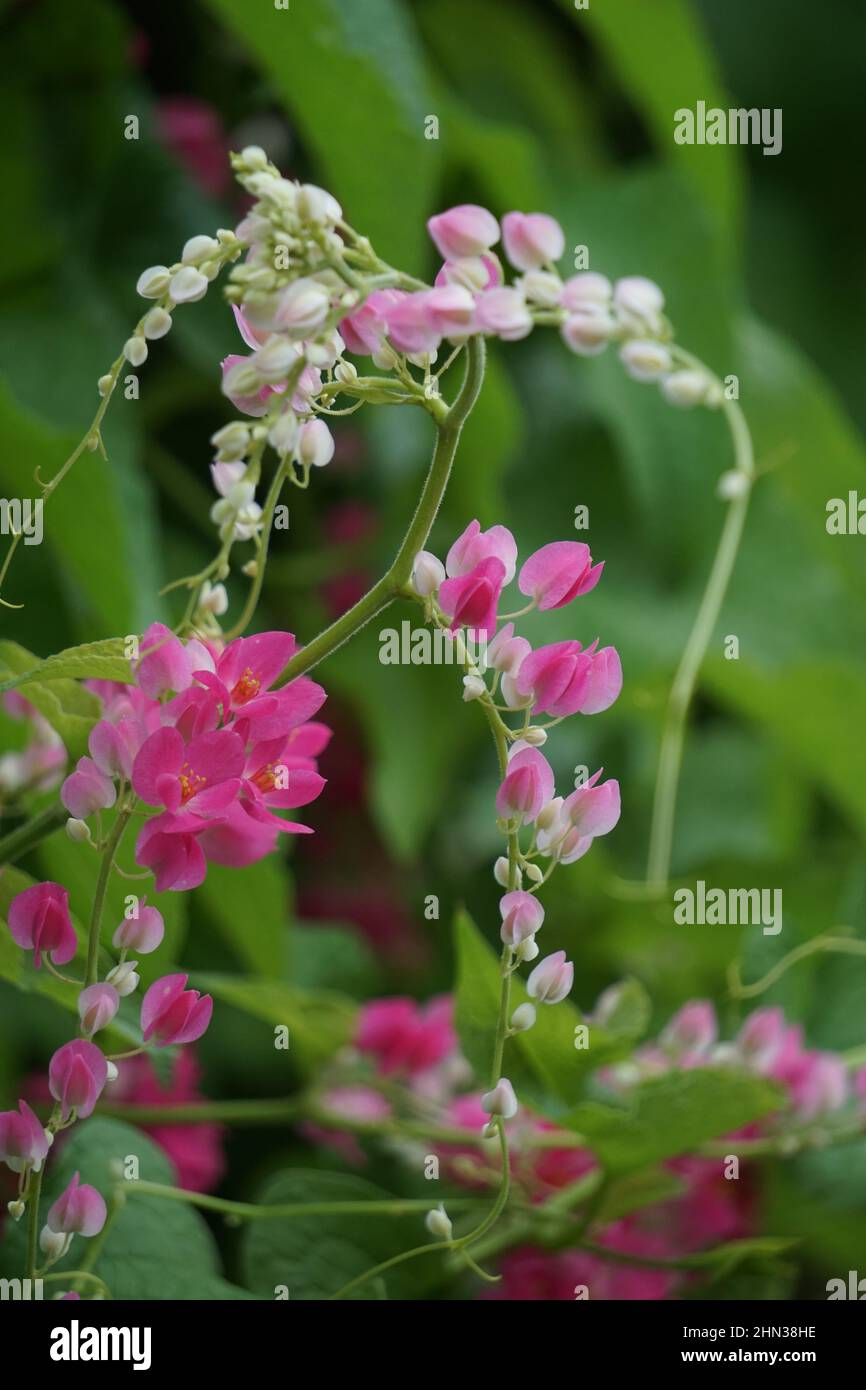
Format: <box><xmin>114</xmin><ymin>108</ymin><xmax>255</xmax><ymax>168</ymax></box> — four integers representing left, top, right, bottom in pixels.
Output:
<box><xmin>717</xmin><ymin>470</ymin><xmax>750</xmax><ymax>501</ymax></box>
<box><xmin>424</xmin><ymin>1205</ymin><xmax>453</xmax><ymax>1241</ymax></box>
<box><xmin>510</xmin><ymin>1003</ymin><xmax>537</xmax><ymax>1033</ymax></box>
<box><xmin>522</xmin><ymin>725</ymin><xmax>547</xmax><ymax>746</ymax></box>
<box><xmin>66</xmin><ymin>817</ymin><xmax>92</xmax><ymax>844</ymax></box>
<box><xmin>124</xmin><ymin>336</ymin><xmax>148</xmax><ymax>367</ymax></box>
<box><xmin>7</xmin><ymin>1199</ymin><xmax>25</xmax><ymax>1221</ymax></box>
<box><xmin>106</xmin><ymin>960</ymin><xmax>140</xmax><ymax>997</ymax></box>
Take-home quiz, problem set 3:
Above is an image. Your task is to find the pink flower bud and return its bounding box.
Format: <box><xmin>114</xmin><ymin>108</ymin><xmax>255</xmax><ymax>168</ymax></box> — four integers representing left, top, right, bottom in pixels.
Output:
<box><xmin>501</xmin><ymin>211</ymin><xmax>565</xmax><ymax>271</ymax></box>
<box><xmin>424</xmin><ymin>284</ymin><xmax>477</xmax><ymax>341</ymax></box>
<box><xmin>411</xmin><ymin>550</ymin><xmax>445</xmax><ymax>597</ymax></box>
<box><xmin>112</xmin><ymin>901</ymin><xmax>165</xmax><ymax>955</ymax></box>
<box><xmin>496</xmin><ymin>746</ymin><xmax>555</xmax><ymax>822</ymax></box>
<box><xmin>661</xmin><ymin>1002</ymin><xmax>717</xmax><ymax>1059</ymax></box>
<box><xmin>0</xmin><ymin>1099</ymin><xmax>50</xmax><ymax>1174</ymax></box>
<box><xmin>49</xmin><ymin>1039</ymin><xmax>108</xmax><ymax>1120</ymax></box>
<box><xmin>136</xmin><ymin>622</ymin><xmax>195</xmax><ymax>699</ymax></box>
<box><xmin>560</xmin><ymin>273</ymin><xmax>612</xmax><ymax>312</ymax></box>
<box><xmin>61</xmin><ymin>756</ymin><xmax>117</xmax><ymax>819</ymax></box>
<box><xmin>77</xmin><ymin>983</ymin><xmax>120</xmax><ymax>1036</ymax></box>
<box><xmin>435</xmin><ymin>254</ymin><xmax>502</xmax><ymax>292</ymax></box>
<box><xmin>88</xmin><ymin>718</ymin><xmax>142</xmax><ymax>781</ymax></box>
<box><xmin>518</xmin><ymin>541</ymin><xmax>604</xmax><ymax>611</ymax></box>
<box><xmin>446</xmin><ymin>520</ymin><xmax>517</xmax><ymax>584</ymax></box>
<box><xmin>384</xmin><ymin>291</ymin><xmax>441</xmax><ymax>356</ymax></box>
<box><xmin>481</xmin><ymin>1077</ymin><xmax>518</xmax><ymax>1119</ymax></box>
<box><xmin>438</xmin><ymin>557</ymin><xmax>506</xmax><ymax>639</ymax></box>
<box><xmin>45</xmin><ymin>1172</ymin><xmax>106</xmax><ymax>1237</ymax></box>
<box><xmin>563</xmin><ymin>771</ymin><xmax>621</xmax><ymax>839</ymax></box>
<box><xmin>427</xmin><ymin>204</ymin><xmax>500</xmax><ymax>261</ymax></box>
<box><xmin>7</xmin><ymin>881</ymin><xmax>77</xmax><ymax>970</ymax></box>
<box><xmin>737</xmin><ymin>1007</ymin><xmax>787</xmax><ymax>1071</ymax></box>
<box><xmin>140</xmin><ymin>973</ymin><xmax>213</xmax><ymax>1047</ymax></box>
<box><xmin>474</xmin><ymin>287</ymin><xmax>533</xmax><ymax>341</ymax></box>
<box><xmin>499</xmin><ymin>890</ymin><xmax>544</xmax><ymax>946</ymax></box>
<box><xmin>527</xmin><ymin>950</ymin><xmax>574</xmax><ymax>1004</ymax></box>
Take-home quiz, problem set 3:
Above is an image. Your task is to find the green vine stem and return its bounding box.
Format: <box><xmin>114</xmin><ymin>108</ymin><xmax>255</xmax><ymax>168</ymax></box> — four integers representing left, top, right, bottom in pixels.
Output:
<box><xmin>0</xmin><ymin>801</ymin><xmax>69</xmax><ymax>865</ymax></box>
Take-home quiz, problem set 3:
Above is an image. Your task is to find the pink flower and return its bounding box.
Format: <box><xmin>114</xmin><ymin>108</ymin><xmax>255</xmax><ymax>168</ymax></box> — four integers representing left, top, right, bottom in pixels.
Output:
<box><xmin>136</xmin><ymin>623</ymin><xmax>196</xmax><ymax>699</ymax></box>
<box><xmin>7</xmin><ymin>881</ymin><xmax>77</xmax><ymax>970</ymax></box>
<box><xmin>438</xmin><ymin>556</ymin><xmax>506</xmax><ymax>638</ymax></box>
<box><xmin>737</xmin><ymin>1007</ymin><xmax>787</xmax><ymax>1071</ymax></box>
<box><xmin>435</xmin><ymin>255</ymin><xmax>502</xmax><ymax>292</ymax></box>
<box><xmin>502</xmin><ymin>212</ymin><xmax>565</xmax><ymax>270</ymax></box>
<box><xmin>383</xmin><ymin>292</ymin><xmax>441</xmax><ymax>356</ymax></box>
<box><xmin>340</xmin><ymin>289</ymin><xmax>406</xmax><ymax>358</ymax></box>
<box><xmin>580</xmin><ymin>645</ymin><xmax>623</xmax><ymax>714</ymax></box>
<box><xmin>88</xmin><ymin>717</ymin><xmax>143</xmax><ymax>780</ymax></box>
<box><xmin>783</xmin><ymin>1051</ymin><xmax>848</xmax><ymax>1121</ymax></box>
<box><xmin>61</xmin><ymin>756</ymin><xmax>117</xmax><ymax>819</ymax></box>
<box><xmin>49</xmin><ymin>1040</ymin><xmax>108</xmax><ymax>1120</ymax></box>
<box><xmin>424</xmin><ymin>284</ymin><xmax>477</xmax><ymax>341</ymax></box>
<box><xmin>112</xmin><ymin>900</ymin><xmax>165</xmax><ymax>955</ymax></box>
<box><xmin>563</xmin><ymin>771</ymin><xmax>621</xmax><ymax>839</ymax></box>
<box><xmin>132</xmin><ymin>727</ymin><xmax>245</xmax><ymax>815</ymax></box>
<box><xmin>356</xmin><ymin>996</ymin><xmax>455</xmax><ymax>1076</ymax></box>
<box><xmin>446</xmin><ymin>520</ymin><xmax>517</xmax><ymax>584</ymax></box>
<box><xmin>474</xmin><ymin>287</ymin><xmax>533</xmax><ymax>341</ymax></box>
<box><xmin>0</xmin><ymin>1099</ymin><xmax>50</xmax><ymax>1173</ymax></box>
<box><xmin>487</xmin><ymin>623</ymin><xmax>531</xmax><ymax>676</ymax></box>
<box><xmin>141</xmin><ymin>974</ymin><xmax>213</xmax><ymax>1047</ymax></box>
<box><xmin>499</xmin><ymin>890</ymin><xmax>544</xmax><ymax>946</ymax></box>
<box><xmin>427</xmin><ymin>204</ymin><xmax>500</xmax><ymax>261</ymax></box>
<box><xmin>661</xmin><ymin>1002</ymin><xmax>717</xmax><ymax>1062</ymax></box>
<box><xmin>45</xmin><ymin>1172</ymin><xmax>106</xmax><ymax>1237</ymax></box>
<box><xmin>221</xmin><ymin>353</ymin><xmax>283</xmax><ymax>417</ymax></box>
<box><xmin>77</xmin><ymin>983</ymin><xmax>120</xmax><ymax>1036</ymax></box>
<box><xmin>518</xmin><ymin>541</ymin><xmax>604</xmax><ymax>610</ymax></box>
<box><xmin>496</xmin><ymin>746</ymin><xmax>555</xmax><ymax>822</ymax></box>
<box><xmin>516</xmin><ymin>641</ymin><xmax>622</xmax><ymax>717</ymax></box>
<box><xmin>527</xmin><ymin>951</ymin><xmax>573</xmax><ymax>1005</ymax></box>
<box><xmin>135</xmin><ymin>812</ymin><xmax>209</xmax><ymax>892</ymax></box>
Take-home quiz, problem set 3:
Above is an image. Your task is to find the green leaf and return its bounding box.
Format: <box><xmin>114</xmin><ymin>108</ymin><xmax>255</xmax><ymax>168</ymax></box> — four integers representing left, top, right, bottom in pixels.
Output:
<box><xmin>205</xmin><ymin>0</ymin><xmax>439</xmax><ymax>272</ymax></box>
<box><xmin>239</xmin><ymin>1169</ymin><xmax>430</xmax><ymax>1300</ymax></box>
<box><xmin>453</xmin><ymin>909</ymin><xmax>649</xmax><ymax>1108</ymax></box>
<box><xmin>0</xmin><ymin>1117</ymin><xmax>254</xmax><ymax>1299</ymax></box>
<box><xmin>0</xmin><ymin>638</ymin><xmax>132</xmax><ymax>692</ymax></box>
<box><xmin>0</xmin><ymin>640</ymin><xmax>99</xmax><ymax>762</ymax></box>
<box><xmin>562</xmin><ymin>1069</ymin><xmax>783</xmax><ymax>1172</ymax></box>
<box><xmin>195</xmin><ymin>857</ymin><xmax>293</xmax><ymax>977</ymax></box>
<box><xmin>193</xmin><ymin>972</ymin><xmax>356</xmax><ymax>1072</ymax></box>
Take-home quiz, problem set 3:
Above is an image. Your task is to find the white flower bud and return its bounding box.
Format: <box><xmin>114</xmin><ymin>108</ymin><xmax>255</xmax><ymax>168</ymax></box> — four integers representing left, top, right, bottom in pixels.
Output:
<box><xmin>39</xmin><ymin>1226</ymin><xmax>70</xmax><ymax>1261</ymax></box>
<box><xmin>182</xmin><ymin>234</ymin><xmax>220</xmax><ymax>265</ymax></box>
<box><xmin>613</xmin><ymin>276</ymin><xmax>665</xmax><ymax>335</ymax></box>
<box><xmin>136</xmin><ymin>265</ymin><xmax>171</xmax><ymax>299</ymax></box>
<box><xmin>523</xmin><ymin>862</ymin><xmax>544</xmax><ymax>885</ymax></box>
<box><xmin>267</xmin><ymin>410</ymin><xmax>300</xmax><ymax>458</ymax></box>
<box><xmin>198</xmin><ymin>580</ymin><xmax>229</xmax><ymax>616</ymax></box>
<box><xmin>561</xmin><ymin>309</ymin><xmax>616</xmax><ymax>357</ymax></box>
<box><xmin>424</xmin><ymin>1205</ymin><xmax>453</xmax><ymax>1241</ymax></box>
<box><xmin>493</xmin><ymin>855</ymin><xmax>511</xmax><ymax>888</ymax></box>
<box><xmin>274</xmin><ymin>278</ymin><xmax>331</xmax><ymax>338</ymax></box>
<box><xmin>7</xmin><ymin>1199</ymin><xmax>25</xmax><ymax>1221</ymax></box>
<box><xmin>717</xmin><ymin>470</ymin><xmax>750</xmax><ymax>500</ymax></box>
<box><xmin>211</xmin><ymin>422</ymin><xmax>250</xmax><ymax>460</ymax></box>
<box><xmin>222</xmin><ymin>360</ymin><xmax>264</xmax><ymax>400</ymax></box>
<box><xmin>462</xmin><ymin>673</ymin><xmax>487</xmax><ymax>702</ymax></box>
<box><xmin>168</xmin><ymin>266</ymin><xmax>209</xmax><ymax>304</ymax></box>
<box><xmin>296</xmin><ymin>418</ymin><xmax>334</xmax><ymax>469</ymax></box>
<box><xmin>142</xmin><ymin>307</ymin><xmax>172</xmax><ymax>340</ymax></box>
<box><xmin>660</xmin><ymin>368</ymin><xmax>713</xmax><ymax>408</ymax></box>
<box><xmin>65</xmin><ymin>817</ymin><xmax>92</xmax><ymax>844</ymax></box>
<box><xmin>239</xmin><ymin>145</ymin><xmax>269</xmax><ymax>171</ymax></box>
<box><xmin>297</xmin><ymin>183</ymin><xmax>343</xmax><ymax>225</ymax></box>
<box><xmin>335</xmin><ymin>360</ymin><xmax>358</xmax><ymax>385</ymax></box>
<box><xmin>522</xmin><ymin>725</ymin><xmax>547</xmax><ymax>747</ymax></box>
<box><xmin>411</xmin><ymin>550</ymin><xmax>445</xmax><ymax>597</ymax></box>
<box><xmin>515</xmin><ymin>936</ymin><xmax>539</xmax><ymax>963</ymax></box>
<box><xmin>560</xmin><ymin>272</ymin><xmax>612</xmax><ymax>312</ymax></box>
<box><xmin>124</xmin><ymin>336</ymin><xmax>148</xmax><ymax>367</ymax></box>
<box><xmin>105</xmin><ymin>1060</ymin><xmax>119</xmax><ymax>1082</ymax></box>
<box><xmin>510</xmin><ymin>1003</ymin><xmax>537</xmax><ymax>1033</ymax></box>
<box><xmin>106</xmin><ymin>960</ymin><xmax>140</xmax><ymax>997</ymax></box>
<box><xmin>253</xmin><ymin>335</ymin><xmax>299</xmax><ymax>384</ymax></box>
<box><xmin>97</xmin><ymin>373</ymin><xmax>113</xmax><ymax>397</ymax></box>
<box><xmin>619</xmin><ymin>340</ymin><xmax>672</xmax><ymax>382</ymax></box>
<box><xmin>519</xmin><ymin>270</ymin><xmax>563</xmax><ymax>307</ymax></box>
<box><xmin>481</xmin><ymin>1077</ymin><xmax>518</xmax><ymax>1119</ymax></box>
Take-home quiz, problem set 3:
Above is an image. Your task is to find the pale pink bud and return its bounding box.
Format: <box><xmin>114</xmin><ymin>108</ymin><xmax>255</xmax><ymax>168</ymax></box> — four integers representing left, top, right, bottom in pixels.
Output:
<box><xmin>737</xmin><ymin>1007</ymin><xmax>786</xmax><ymax>1071</ymax></box>
<box><xmin>88</xmin><ymin>718</ymin><xmax>141</xmax><ymax>781</ymax></box>
<box><xmin>518</xmin><ymin>540</ymin><xmax>604</xmax><ymax>611</ymax></box>
<box><xmin>446</xmin><ymin>520</ymin><xmax>517</xmax><ymax>584</ymax></box>
<box><xmin>564</xmin><ymin>772</ymin><xmax>621</xmax><ymax>839</ymax></box>
<box><xmin>61</xmin><ymin>757</ymin><xmax>116</xmax><ymax>819</ymax></box>
<box><xmin>45</xmin><ymin>1172</ymin><xmax>106</xmax><ymax>1237</ymax></box>
<box><xmin>77</xmin><ymin>983</ymin><xmax>120</xmax><ymax>1036</ymax></box>
<box><xmin>501</xmin><ymin>212</ymin><xmax>565</xmax><ymax>271</ymax></box>
<box><xmin>487</xmin><ymin>623</ymin><xmax>530</xmax><ymax>675</ymax></box>
<box><xmin>510</xmin><ymin>1003</ymin><xmax>536</xmax><ymax>1032</ymax></box>
<box><xmin>424</xmin><ymin>284</ymin><xmax>476</xmax><ymax>341</ymax></box>
<box><xmin>496</xmin><ymin>747</ymin><xmax>555</xmax><ymax>822</ymax></box>
<box><xmin>499</xmin><ymin>890</ymin><xmax>544</xmax><ymax>946</ymax></box>
<box><xmin>112</xmin><ymin>901</ymin><xmax>164</xmax><ymax>955</ymax></box>
<box><xmin>613</xmin><ymin>275</ymin><xmax>665</xmax><ymax>333</ymax></box>
<box><xmin>661</xmin><ymin>1001</ymin><xmax>717</xmax><ymax>1059</ymax></box>
<box><xmin>141</xmin><ymin>973</ymin><xmax>213</xmax><ymax>1047</ymax></box>
<box><xmin>427</xmin><ymin>204</ymin><xmax>500</xmax><ymax>261</ymax></box>
<box><xmin>474</xmin><ymin>286</ymin><xmax>533</xmax><ymax>341</ymax></box>
<box><xmin>412</xmin><ymin>550</ymin><xmax>445</xmax><ymax>597</ymax></box>
<box><xmin>481</xmin><ymin>1077</ymin><xmax>518</xmax><ymax>1119</ymax></box>
<box><xmin>48</xmin><ymin>1040</ymin><xmax>108</xmax><ymax>1120</ymax></box>
<box><xmin>384</xmin><ymin>292</ymin><xmax>441</xmax><ymax>356</ymax></box>
<box><xmin>7</xmin><ymin>881</ymin><xmax>77</xmax><ymax>970</ymax></box>
<box><xmin>527</xmin><ymin>950</ymin><xmax>574</xmax><ymax>1004</ymax></box>
<box><xmin>0</xmin><ymin>1100</ymin><xmax>51</xmax><ymax>1174</ymax></box>
<box><xmin>136</xmin><ymin>621</ymin><xmax>195</xmax><ymax>698</ymax></box>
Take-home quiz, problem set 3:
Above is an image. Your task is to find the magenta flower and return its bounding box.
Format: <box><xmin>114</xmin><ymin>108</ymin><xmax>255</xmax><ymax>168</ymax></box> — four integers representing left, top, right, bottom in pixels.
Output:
<box><xmin>132</xmin><ymin>727</ymin><xmax>245</xmax><ymax>815</ymax></box>
<box><xmin>496</xmin><ymin>746</ymin><xmax>555</xmax><ymax>822</ymax></box>
<box><xmin>518</xmin><ymin>541</ymin><xmax>604</xmax><ymax>611</ymax></box>
<box><xmin>446</xmin><ymin>519</ymin><xmax>518</xmax><ymax>584</ymax></box>
<box><xmin>439</xmin><ymin>556</ymin><xmax>506</xmax><ymax>639</ymax></box>
<box><xmin>45</xmin><ymin>1172</ymin><xmax>107</xmax><ymax>1237</ymax></box>
<box><xmin>0</xmin><ymin>1099</ymin><xmax>50</xmax><ymax>1173</ymax></box>
<box><xmin>135</xmin><ymin>812</ymin><xmax>209</xmax><ymax>892</ymax></box>
<box><xmin>61</xmin><ymin>756</ymin><xmax>117</xmax><ymax>819</ymax></box>
<box><xmin>112</xmin><ymin>900</ymin><xmax>165</xmax><ymax>955</ymax></box>
<box><xmin>515</xmin><ymin>641</ymin><xmax>592</xmax><ymax>716</ymax></box>
<box><xmin>580</xmin><ymin>645</ymin><xmax>623</xmax><ymax>715</ymax></box>
<box><xmin>77</xmin><ymin>983</ymin><xmax>120</xmax><ymax>1036</ymax></box>
<box><xmin>88</xmin><ymin>717</ymin><xmax>143</xmax><ymax>780</ymax></box>
<box><xmin>563</xmin><ymin>772</ymin><xmax>621</xmax><ymax>839</ymax></box>
<box><xmin>527</xmin><ymin>951</ymin><xmax>574</xmax><ymax>1005</ymax></box>
<box><xmin>141</xmin><ymin>974</ymin><xmax>213</xmax><ymax>1047</ymax></box>
<box><xmin>501</xmin><ymin>211</ymin><xmax>565</xmax><ymax>270</ymax></box>
<box><xmin>474</xmin><ymin>287</ymin><xmax>533</xmax><ymax>341</ymax></box>
<box><xmin>7</xmin><ymin>881</ymin><xmax>77</xmax><ymax>970</ymax></box>
<box><xmin>136</xmin><ymin>622</ymin><xmax>197</xmax><ymax>699</ymax></box>
<box><xmin>661</xmin><ymin>1002</ymin><xmax>717</xmax><ymax>1062</ymax></box>
<box><xmin>49</xmin><ymin>1040</ymin><xmax>108</xmax><ymax>1120</ymax></box>
<box><xmin>356</xmin><ymin>996</ymin><xmax>455</xmax><ymax>1076</ymax></box>
<box><xmin>499</xmin><ymin>890</ymin><xmax>544</xmax><ymax>946</ymax></box>
<box><xmin>427</xmin><ymin>204</ymin><xmax>500</xmax><ymax>261</ymax></box>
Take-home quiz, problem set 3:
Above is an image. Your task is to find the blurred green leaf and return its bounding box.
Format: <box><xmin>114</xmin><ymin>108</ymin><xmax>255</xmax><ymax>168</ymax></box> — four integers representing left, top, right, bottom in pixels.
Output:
<box><xmin>193</xmin><ymin>971</ymin><xmax>356</xmax><ymax>1071</ymax></box>
<box><xmin>196</xmin><ymin>857</ymin><xmax>292</xmax><ymax>977</ymax></box>
<box><xmin>0</xmin><ymin>638</ymin><xmax>132</xmax><ymax>692</ymax></box>
<box><xmin>0</xmin><ymin>641</ymin><xmax>100</xmax><ymax>761</ymax></box>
